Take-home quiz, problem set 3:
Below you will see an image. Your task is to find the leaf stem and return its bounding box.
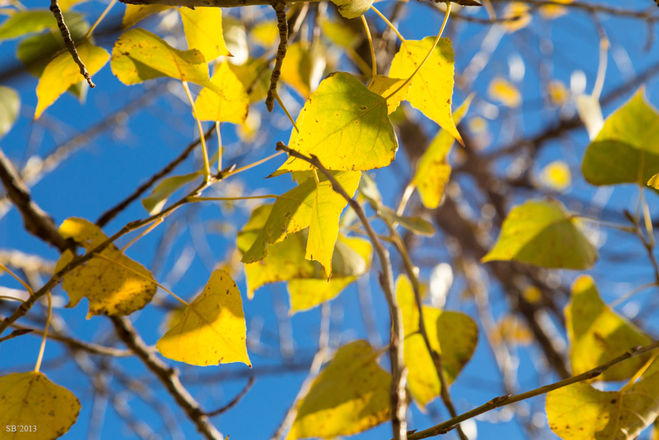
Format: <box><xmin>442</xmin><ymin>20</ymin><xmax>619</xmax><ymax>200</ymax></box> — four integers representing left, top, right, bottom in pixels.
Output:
<box><xmin>216</xmin><ymin>121</ymin><xmax>222</xmax><ymax>172</ymax></box>
<box><xmin>370</xmin><ymin>6</ymin><xmax>406</xmax><ymax>42</ymax></box>
<box><xmin>361</xmin><ymin>15</ymin><xmax>377</xmax><ymax>84</ymax></box>
<box><xmin>33</xmin><ymin>291</ymin><xmax>51</xmax><ymax>373</ymax></box>
<box><xmin>120</xmin><ymin>217</ymin><xmax>164</xmax><ymax>252</ymax></box>
<box><xmin>181</xmin><ymin>81</ymin><xmax>211</xmax><ymax>182</ymax></box>
<box><xmin>0</xmin><ymin>263</ymin><xmax>34</xmax><ymax>296</ymax></box>
<box><xmin>84</xmin><ymin>0</ymin><xmax>117</xmax><ymax>40</ymax></box>
<box><xmin>186</xmin><ymin>194</ymin><xmax>278</xmax><ymax>202</ymax></box>
<box><xmin>222</xmin><ymin>150</ymin><xmax>285</xmax><ymax>178</ymax></box>
<box><xmin>274</xmin><ymin>92</ymin><xmax>300</xmax><ymax>132</ymax></box>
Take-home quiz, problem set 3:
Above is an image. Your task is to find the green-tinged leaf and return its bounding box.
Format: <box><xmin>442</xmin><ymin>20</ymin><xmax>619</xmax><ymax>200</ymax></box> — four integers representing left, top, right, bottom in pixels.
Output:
<box><xmin>0</xmin><ymin>86</ymin><xmax>19</xmax><ymax>138</ymax></box>
<box><xmin>230</xmin><ymin>58</ymin><xmax>271</xmax><ymax>103</ymax></box>
<box><xmin>156</xmin><ymin>269</ymin><xmax>251</xmax><ymax>366</ymax></box>
<box><xmin>0</xmin><ymin>372</ymin><xmax>80</xmax><ymax>439</ymax></box>
<box><xmin>179</xmin><ymin>6</ymin><xmax>229</xmax><ymax>61</ymax></box>
<box><xmin>582</xmin><ymin>88</ymin><xmax>659</xmax><ymax>186</ymax></box>
<box><xmin>287</xmin><ymin>340</ymin><xmax>391</xmax><ymax>439</ymax></box>
<box><xmin>482</xmin><ymin>199</ymin><xmax>597</xmax><ymax>269</ymax></box>
<box><xmin>35</xmin><ymin>43</ymin><xmax>109</xmax><ymax>118</ymax></box>
<box><xmin>142</xmin><ymin>172</ymin><xmax>201</xmax><ymax>214</ymax></box>
<box><xmin>288</xmin><ymin>236</ymin><xmax>372</xmax><ymax>313</ymax></box>
<box><xmin>54</xmin><ymin>218</ymin><xmax>157</xmax><ymax>317</ymax></box>
<box><xmin>397</xmin><ymin>275</ymin><xmax>477</xmax><ymax>408</ymax></box>
<box><xmin>566</xmin><ymin>276</ymin><xmax>652</xmax><ymax>381</ymax></box>
<box><xmin>278</xmin><ymin>72</ymin><xmax>398</xmax><ymax>172</ymax></box>
<box><xmin>546</xmin><ymin>371</ymin><xmax>659</xmax><ymax>440</ymax></box>
<box><xmin>241</xmin><ymin>172</ymin><xmax>360</xmax><ymax>276</ymax></box>
<box><xmin>319</xmin><ymin>18</ymin><xmax>359</xmax><ymax>49</ymax></box>
<box><xmin>111</xmin><ymin>28</ymin><xmax>217</xmax><ymax>92</ymax></box>
<box><xmin>380</xmin><ymin>206</ymin><xmax>435</xmax><ymax>236</ymax></box>
<box><xmin>413</xmin><ymin>94</ymin><xmax>472</xmax><ymax>208</ymax></box>
<box><xmin>0</xmin><ymin>10</ymin><xmax>67</xmax><ymax>40</ymax></box>
<box><xmin>122</xmin><ymin>4</ymin><xmax>170</xmax><ymax>28</ymax></box>
<box><xmin>195</xmin><ymin>61</ymin><xmax>249</xmax><ymax>124</ymax></box>
<box><xmin>368</xmin><ymin>75</ymin><xmax>410</xmax><ymax>114</ymax></box>
<box><xmin>389</xmin><ymin>37</ymin><xmax>460</xmax><ymax>143</ymax></box>
<box><xmin>331</xmin><ymin>0</ymin><xmax>374</xmax><ymax>19</ymax></box>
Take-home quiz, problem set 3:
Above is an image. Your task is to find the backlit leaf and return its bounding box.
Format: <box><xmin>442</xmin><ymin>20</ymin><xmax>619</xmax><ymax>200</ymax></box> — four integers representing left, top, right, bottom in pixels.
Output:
<box><xmin>111</xmin><ymin>28</ymin><xmax>217</xmax><ymax>93</ymax></box>
<box><xmin>179</xmin><ymin>6</ymin><xmax>229</xmax><ymax>61</ymax></box>
<box><xmin>54</xmin><ymin>218</ymin><xmax>157</xmax><ymax>317</ymax></box>
<box><xmin>288</xmin><ymin>340</ymin><xmax>391</xmax><ymax>439</ymax></box>
<box><xmin>566</xmin><ymin>276</ymin><xmax>652</xmax><ymax>381</ymax></box>
<box><xmin>582</xmin><ymin>88</ymin><xmax>659</xmax><ymax>186</ymax></box>
<box><xmin>35</xmin><ymin>43</ymin><xmax>109</xmax><ymax>119</ymax></box>
<box><xmin>413</xmin><ymin>95</ymin><xmax>472</xmax><ymax>208</ymax></box>
<box><xmin>488</xmin><ymin>77</ymin><xmax>521</xmax><ymax>108</ymax></box>
<box><xmin>331</xmin><ymin>0</ymin><xmax>374</xmax><ymax>19</ymax></box>
<box><xmin>0</xmin><ymin>86</ymin><xmax>19</xmax><ymax>138</ymax></box>
<box><xmin>397</xmin><ymin>275</ymin><xmax>477</xmax><ymax>408</ymax></box>
<box><xmin>142</xmin><ymin>171</ymin><xmax>201</xmax><ymax>214</ymax></box>
<box><xmin>195</xmin><ymin>61</ymin><xmax>249</xmax><ymax>124</ymax></box>
<box><xmin>122</xmin><ymin>4</ymin><xmax>169</xmax><ymax>28</ymax></box>
<box><xmin>0</xmin><ymin>372</ymin><xmax>80</xmax><ymax>439</ymax></box>
<box><xmin>368</xmin><ymin>75</ymin><xmax>410</xmax><ymax>114</ymax></box>
<box><xmin>278</xmin><ymin>72</ymin><xmax>397</xmax><ymax>172</ymax></box>
<box><xmin>546</xmin><ymin>371</ymin><xmax>659</xmax><ymax>440</ymax></box>
<box><xmin>389</xmin><ymin>37</ymin><xmax>460</xmax><ymax>143</ymax></box>
<box><xmin>156</xmin><ymin>269</ymin><xmax>250</xmax><ymax>366</ymax></box>
<box><xmin>482</xmin><ymin>199</ymin><xmax>597</xmax><ymax>269</ymax></box>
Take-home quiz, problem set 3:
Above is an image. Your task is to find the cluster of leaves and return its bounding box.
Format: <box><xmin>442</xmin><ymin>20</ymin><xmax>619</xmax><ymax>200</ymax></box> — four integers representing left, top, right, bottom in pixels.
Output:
<box><xmin>0</xmin><ymin>0</ymin><xmax>658</xmax><ymax>439</ymax></box>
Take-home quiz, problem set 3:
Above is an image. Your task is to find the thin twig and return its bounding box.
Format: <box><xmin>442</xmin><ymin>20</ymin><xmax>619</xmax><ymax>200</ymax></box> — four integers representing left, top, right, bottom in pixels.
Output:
<box><xmin>50</xmin><ymin>0</ymin><xmax>95</xmax><ymax>87</ymax></box>
<box><xmin>275</xmin><ymin>142</ymin><xmax>408</xmax><ymax>440</ymax></box>
<box><xmin>205</xmin><ymin>376</ymin><xmax>255</xmax><ymax>416</ymax></box>
<box><xmin>266</xmin><ymin>0</ymin><xmax>288</xmax><ymax>112</ymax></box>
<box><xmin>407</xmin><ymin>340</ymin><xmax>659</xmax><ymax>439</ymax></box>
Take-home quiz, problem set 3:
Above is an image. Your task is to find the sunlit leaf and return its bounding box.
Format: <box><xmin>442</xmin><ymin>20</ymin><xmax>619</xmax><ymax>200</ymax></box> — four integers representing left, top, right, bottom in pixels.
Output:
<box><xmin>250</xmin><ymin>20</ymin><xmax>278</xmax><ymax>47</ymax></box>
<box><xmin>156</xmin><ymin>269</ymin><xmax>250</xmax><ymax>366</ymax></box>
<box><xmin>0</xmin><ymin>86</ymin><xmax>19</xmax><ymax>138</ymax></box>
<box><xmin>122</xmin><ymin>4</ymin><xmax>169</xmax><ymax>28</ymax></box>
<box><xmin>546</xmin><ymin>371</ymin><xmax>659</xmax><ymax>440</ymax></box>
<box><xmin>0</xmin><ymin>372</ymin><xmax>80</xmax><ymax>439</ymax></box>
<box><xmin>566</xmin><ymin>276</ymin><xmax>652</xmax><ymax>381</ymax></box>
<box><xmin>331</xmin><ymin>0</ymin><xmax>374</xmax><ymax>19</ymax></box>
<box><xmin>281</xmin><ymin>42</ymin><xmax>325</xmax><ymax>99</ymax></box>
<box><xmin>230</xmin><ymin>58</ymin><xmax>270</xmax><ymax>103</ymax></box>
<box><xmin>111</xmin><ymin>28</ymin><xmax>218</xmax><ymax>92</ymax></box>
<box><xmin>179</xmin><ymin>6</ymin><xmax>229</xmax><ymax>61</ymax></box>
<box><xmin>541</xmin><ymin>160</ymin><xmax>571</xmax><ymax>191</ymax></box>
<box><xmin>54</xmin><ymin>218</ymin><xmax>157</xmax><ymax>317</ymax></box>
<box><xmin>413</xmin><ymin>95</ymin><xmax>472</xmax><ymax>208</ymax></box>
<box><xmin>0</xmin><ymin>10</ymin><xmax>65</xmax><ymax>40</ymax></box>
<box><xmin>288</xmin><ymin>236</ymin><xmax>372</xmax><ymax>313</ymax></box>
<box><xmin>397</xmin><ymin>275</ymin><xmax>477</xmax><ymax>408</ymax></box>
<box><xmin>35</xmin><ymin>43</ymin><xmax>109</xmax><ymax>119</ymax></box>
<box><xmin>389</xmin><ymin>37</ymin><xmax>460</xmax><ymax>143</ymax></box>
<box><xmin>482</xmin><ymin>199</ymin><xmax>597</xmax><ymax>269</ymax></box>
<box><xmin>195</xmin><ymin>61</ymin><xmax>249</xmax><ymax>124</ymax></box>
<box><xmin>488</xmin><ymin>77</ymin><xmax>521</xmax><ymax>108</ymax></box>
<box><xmin>241</xmin><ymin>171</ymin><xmax>361</xmax><ymax>278</ymax></box>
<box><xmin>582</xmin><ymin>88</ymin><xmax>659</xmax><ymax>186</ymax></box>
<box><xmin>278</xmin><ymin>72</ymin><xmax>398</xmax><ymax>172</ymax></box>
<box><xmin>142</xmin><ymin>172</ymin><xmax>201</xmax><ymax>214</ymax></box>
<box><xmin>288</xmin><ymin>340</ymin><xmax>391</xmax><ymax>439</ymax></box>
<box><xmin>368</xmin><ymin>75</ymin><xmax>410</xmax><ymax>114</ymax></box>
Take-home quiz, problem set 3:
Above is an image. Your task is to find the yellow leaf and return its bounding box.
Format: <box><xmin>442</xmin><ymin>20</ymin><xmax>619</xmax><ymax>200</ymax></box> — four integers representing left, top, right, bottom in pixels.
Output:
<box><xmin>288</xmin><ymin>340</ymin><xmax>391</xmax><ymax>439</ymax></box>
<box><xmin>502</xmin><ymin>2</ymin><xmax>531</xmax><ymax>32</ymax></box>
<box><xmin>319</xmin><ymin>18</ymin><xmax>359</xmax><ymax>49</ymax></box>
<box><xmin>34</xmin><ymin>43</ymin><xmax>108</xmax><ymax>119</ymax></box>
<box><xmin>277</xmin><ymin>72</ymin><xmax>398</xmax><ymax>172</ymax></box>
<box><xmin>156</xmin><ymin>269</ymin><xmax>250</xmax><ymax>366</ymax></box>
<box><xmin>331</xmin><ymin>0</ymin><xmax>374</xmax><ymax>19</ymax></box>
<box><xmin>250</xmin><ymin>20</ymin><xmax>278</xmax><ymax>47</ymax></box>
<box><xmin>54</xmin><ymin>217</ymin><xmax>157</xmax><ymax>317</ymax></box>
<box><xmin>488</xmin><ymin>77</ymin><xmax>521</xmax><ymax>108</ymax></box>
<box><xmin>195</xmin><ymin>61</ymin><xmax>249</xmax><ymax>124</ymax></box>
<box><xmin>397</xmin><ymin>275</ymin><xmax>478</xmax><ymax>408</ymax></box>
<box><xmin>413</xmin><ymin>95</ymin><xmax>472</xmax><ymax>208</ymax></box>
<box><xmin>229</xmin><ymin>58</ymin><xmax>271</xmax><ymax>104</ymax></box>
<box><xmin>566</xmin><ymin>276</ymin><xmax>652</xmax><ymax>381</ymax></box>
<box><xmin>288</xmin><ymin>236</ymin><xmax>372</xmax><ymax>313</ymax></box>
<box><xmin>241</xmin><ymin>172</ymin><xmax>361</xmax><ymax>278</ymax></box>
<box><xmin>546</xmin><ymin>371</ymin><xmax>659</xmax><ymax>440</ymax></box>
<box><xmin>492</xmin><ymin>315</ymin><xmax>532</xmax><ymax>346</ymax></box>
<box><xmin>389</xmin><ymin>37</ymin><xmax>461</xmax><ymax>143</ymax></box>
<box><xmin>281</xmin><ymin>42</ymin><xmax>325</xmax><ymax>99</ymax></box>
<box><xmin>0</xmin><ymin>372</ymin><xmax>80</xmax><ymax>439</ymax></box>
<box><xmin>179</xmin><ymin>6</ymin><xmax>229</xmax><ymax>61</ymax></box>
<box><xmin>539</xmin><ymin>0</ymin><xmax>572</xmax><ymax>19</ymax></box>
<box><xmin>111</xmin><ymin>28</ymin><xmax>217</xmax><ymax>92</ymax></box>
<box><xmin>482</xmin><ymin>199</ymin><xmax>597</xmax><ymax>269</ymax></box>
<box><xmin>541</xmin><ymin>160</ymin><xmax>571</xmax><ymax>191</ymax></box>
<box><xmin>368</xmin><ymin>75</ymin><xmax>410</xmax><ymax>114</ymax></box>
<box><xmin>122</xmin><ymin>4</ymin><xmax>169</xmax><ymax>28</ymax></box>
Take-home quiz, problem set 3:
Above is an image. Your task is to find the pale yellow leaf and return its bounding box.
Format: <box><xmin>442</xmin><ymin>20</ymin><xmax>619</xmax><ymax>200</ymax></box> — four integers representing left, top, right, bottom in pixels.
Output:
<box><xmin>489</xmin><ymin>77</ymin><xmax>521</xmax><ymax>108</ymax></box>
<box><xmin>368</xmin><ymin>75</ymin><xmax>410</xmax><ymax>114</ymax></box>
<box><xmin>195</xmin><ymin>61</ymin><xmax>249</xmax><ymax>124</ymax></box>
<box><xmin>179</xmin><ymin>6</ymin><xmax>229</xmax><ymax>61</ymax></box>
<box><xmin>156</xmin><ymin>269</ymin><xmax>250</xmax><ymax>366</ymax></box>
<box><xmin>122</xmin><ymin>4</ymin><xmax>169</xmax><ymax>28</ymax></box>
